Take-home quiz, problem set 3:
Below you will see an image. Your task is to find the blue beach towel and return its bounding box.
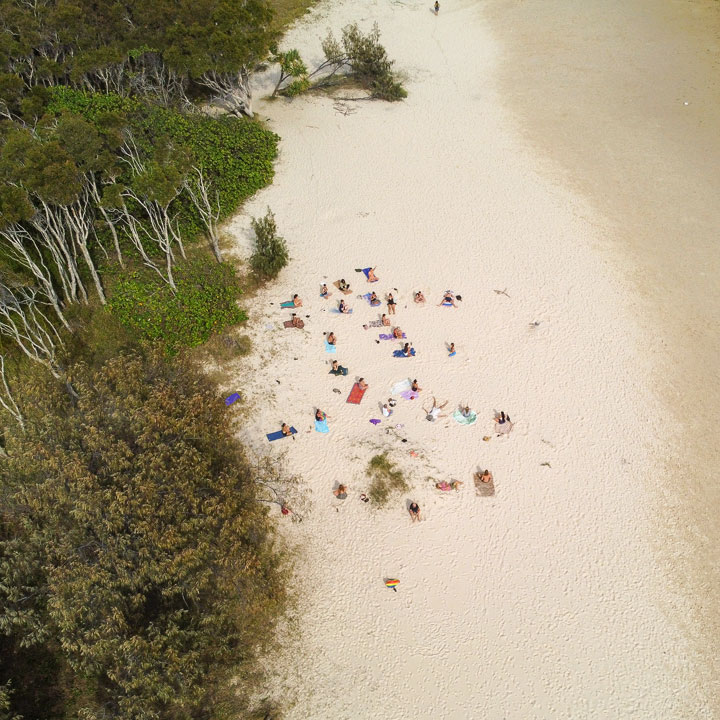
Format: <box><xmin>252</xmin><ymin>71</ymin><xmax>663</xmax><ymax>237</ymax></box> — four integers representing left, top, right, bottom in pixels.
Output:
<box><xmin>280</xmin><ymin>301</ymin><xmax>295</xmax><ymax>308</ymax></box>
<box><xmin>393</xmin><ymin>348</ymin><xmax>416</xmax><ymax>358</ymax></box>
<box><xmin>363</xmin><ymin>267</ymin><xmax>378</xmax><ymax>282</ymax></box>
<box><xmin>266</xmin><ymin>427</ymin><xmax>297</xmax><ymax>441</ymax></box>
<box><xmin>314</xmin><ymin>418</ymin><xmax>329</xmax><ymax>434</ymax></box>
<box><xmin>225</xmin><ymin>392</ymin><xmax>241</xmax><ymax>406</ymax></box>
<box><xmin>325</xmin><ymin>340</ymin><xmax>337</xmax><ymax>353</ymax></box>
<box><xmin>330</xmin><ymin>308</ymin><xmax>353</xmax><ymax>314</ymax></box>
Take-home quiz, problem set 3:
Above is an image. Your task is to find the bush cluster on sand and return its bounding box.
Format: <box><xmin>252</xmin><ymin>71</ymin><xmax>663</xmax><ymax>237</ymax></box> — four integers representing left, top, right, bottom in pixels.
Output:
<box><xmin>367</xmin><ymin>453</ymin><xmax>410</xmax><ymax>506</ymax></box>
<box><xmin>251</xmin><ymin>207</ymin><xmax>290</xmax><ymax>280</ymax></box>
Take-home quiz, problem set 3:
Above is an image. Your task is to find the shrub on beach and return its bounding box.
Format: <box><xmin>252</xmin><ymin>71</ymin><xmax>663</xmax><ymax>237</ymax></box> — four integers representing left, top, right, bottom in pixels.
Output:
<box><xmin>250</xmin><ymin>208</ymin><xmax>289</xmax><ymax>280</ymax></box>
<box><xmin>367</xmin><ymin>453</ymin><xmax>409</xmax><ymax>506</ymax></box>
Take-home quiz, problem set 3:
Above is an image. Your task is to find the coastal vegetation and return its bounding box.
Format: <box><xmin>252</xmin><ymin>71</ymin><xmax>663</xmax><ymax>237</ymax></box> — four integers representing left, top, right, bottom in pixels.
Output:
<box><xmin>367</xmin><ymin>453</ymin><xmax>409</xmax><ymax>506</ymax></box>
<box><xmin>0</xmin><ymin>0</ymin><xmax>407</xmax><ymax>716</ymax></box>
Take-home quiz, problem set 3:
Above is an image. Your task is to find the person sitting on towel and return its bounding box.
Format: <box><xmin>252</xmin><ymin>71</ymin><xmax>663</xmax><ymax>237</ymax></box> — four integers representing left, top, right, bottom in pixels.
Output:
<box><xmin>357</xmin><ymin>378</ymin><xmax>369</xmax><ymax>391</ymax></box>
<box><xmin>392</xmin><ymin>326</ymin><xmax>403</xmax><ymax>339</ymax></box>
<box><xmin>326</xmin><ymin>331</ymin><xmax>336</xmax><ymax>345</ymax></box>
<box><xmin>339</xmin><ymin>299</ymin><xmax>350</xmax><ymax>314</ymax></box>
<box><xmin>315</xmin><ymin>408</ymin><xmax>326</xmax><ymax>421</ymax></box>
<box><xmin>291</xmin><ymin>313</ymin><xmax>303</xmax><ymax>328</ymax></box>
<box><xmin>330</xmin><ymin>360</ymin><xmax>347</xmax><ymax>376</ymax></box>
<box><xmin>381</xmin><ymin>314</ymin><xmax>391</xmax><ymax>326</ymax></box>
<box><xmin>366</xmin><ymin>267</ymin><xmax>378</xmax><ymax>282</ymax></box>
<box><xmin>439</xmin><ymin>291</ymin><xmax>457</xmax><ymax>307</ymax></box>
<box><xmin>461</xmin><ymin>405</ymin><xmax>472</xmax><ymax>418</ymax></box>
<box><xmin>338</xmin><ymin>278</ymin><xmax>350</xmax><ymax>291</ymax></box>
<box><xmin>414</xmin><ymin>290</ymin><xmax>426</xmax><ymax>303</ymax></box>
<box><xmin>281</xmin><ymin>423</ymin><xmax>293</xmax><ymax>436</ymax></box>
<box><xmin>411</xmin><ymin>379</ymin><xmax>422</xmax><ymax>393</ymax></box>
<box><xmin>370</xmin><ymin>291</ymin><xmax>380</xmax><ymax>306</ymax></box>
<box><xmin>402</xmin><ymin>342</ymin><xmax>413</xmax><ymax>356</ymax></box>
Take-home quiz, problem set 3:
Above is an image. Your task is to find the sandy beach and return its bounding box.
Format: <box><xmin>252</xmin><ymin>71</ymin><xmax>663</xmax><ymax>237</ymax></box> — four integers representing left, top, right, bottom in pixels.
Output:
<box><xmin>225</xmin><ymin>0</ymin><xmax>718</xmax><ymax>715</ymax></box>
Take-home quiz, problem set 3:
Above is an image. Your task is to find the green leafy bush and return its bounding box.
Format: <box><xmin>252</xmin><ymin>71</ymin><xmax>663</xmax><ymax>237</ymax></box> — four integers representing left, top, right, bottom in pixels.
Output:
<box><xmin>367</xmin><ymin>453</ymin><xmax>409</xmax><ymax>506</ymax></box>
<box><xmin>250</xmin><ymin>208</ymin><xmax>289</xmax><ymax>280</ymax></box>
<box><xmin>107</xmin><ymin>260</ymin><xmax>245</xmax><ymax>353</ymax></box>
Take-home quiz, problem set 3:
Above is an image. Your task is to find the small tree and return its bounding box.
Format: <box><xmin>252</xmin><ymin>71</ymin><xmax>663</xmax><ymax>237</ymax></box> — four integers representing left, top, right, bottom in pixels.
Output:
<box><xmin>250</xmin><ymin>208</ymin><xmax>288</xmax><ymax>280</ymax></box>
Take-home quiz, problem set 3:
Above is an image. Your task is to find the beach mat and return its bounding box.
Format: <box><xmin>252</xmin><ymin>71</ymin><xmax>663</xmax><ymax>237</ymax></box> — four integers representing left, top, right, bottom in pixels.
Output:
<box><xmin>315</xmin><ymin>418</ymin><xmax>329</xmax><ymax>433</ymax></box>
<box><xmin>325</xmin><ymin>340</ymin><xmax>336</xmax><ymax>353</ymax></box>
<box><xmin>283</xmin><ymin>319</ymin><xmax>304</xmax><ymax>329</ymax></box>
<box><xmin>453</xmin><ymin>409</ymin><xmax>477</xmax><ymax>425</ymax></box>
<box><xmin>333</xmin><ymin>280</ymin><xmax>353</xmax><ymax>295</ymax></box>
<box><xmin>362</xmin><ymin>267</ymin><xmax>378</xmax><ymax>282</ymax></box>
<box><xmin>393</xmin><ymin>348</ymin><xmax>416</xmax><ymax>357</ymax></box>
<box><xmin>399</xmin><ymin>390</ymin><xmax>419</xmax><ymax>400</ymax></box>
<box><xmin>330</xmin><ymin>307</ymin><xmax>353</xmax><ymax>314</ymax></box>
<box><xmin>379</xmin><ymin>332</ymin><xmax>406</xmax><ymax>340</ymax></box>
<box><xmin>280</xmin><ymin>301</ymin><xmax>295</xmax><ymax>308</ymax></box>
<box><xmin>266</xmin><ymin>427</ymin><xmax>297</xmax><ymax>442</ymax></box>
<box><xmin>390</xmin><ymin>378</ymin><xmax>411</xmax><ymax>395</ymax></box>
<box><xmin>346</xmin><ymin>383</ymin><xmax>367</xmax><ymax>404</ymax></box>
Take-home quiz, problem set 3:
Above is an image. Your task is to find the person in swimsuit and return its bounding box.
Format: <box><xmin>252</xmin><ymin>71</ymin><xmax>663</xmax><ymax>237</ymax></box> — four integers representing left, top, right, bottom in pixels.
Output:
<box><xmin>436</xmin><ymin>480</ymin><xmax>463</xmax><ymax>491</ymax></box>
<box><xmin>315</xmin><ymin>408</ymin><xmax>327</xmax><ymax>421</ymax></box>
<box><xmin>326</xmin><ymin>331</ymin><xmax>336</xmax><ymax>345</ymax></box>
<box><xmin>475</xmin><ymin>469</ymin><xmax>493</xmax><ymax>484</ymax></box>
<box><xmin>392</xmin><ymin>326</ymin><xmax>403</xmax><ymax>339</ymax></box>
<box><xmin>382</xmin><ymin>403</ymin><xmax>393</xmax><ymax>417</ymax></box>
<box><xmin>292</xmin><ymin>293</ymin><xmax>302</xmax><ymax>307</ymax></box>
<box><xmin>411</xmin><ymin>379</ymin><xmax>422</xmax><ymax>393</ymax></box>
<box><xmin>291</xmin><ymin>313</ymin><xmax>304</xmax><ymax>328</ymax></box>
<box><xmin>434</xmin><ymin>0</ymin><xmax>439</xmax><ymax>14</ymax></box>
<box><xmin>402</xmin><ymin>342</ymin><xmax>413</xmax><ymax>357</ymax></box>
<box><xmin>281</xmin><ymin>423</ymin><xmax>292</xmax><ymax>436</ymax></box>
<box><xmin>357</xmin><ymin>377</ymin><xmax>369</xmax><ymax>391</ymax></box>
<box><xmin>408</xmin><ymin>502</ymin><xmax>421</xmax><ymax>522</ymax></box>
<box><xmin>461</xmin><ymin>405</ymin><xmax>472</xmax><ymax>418</ymax></box>
<box><xmin>367</xmin><ymin>267</ymin><xmax>378</xmax><ymax>282</ymax></box>
<box><xmin>339</xmin><ymin>299</ymin><xmax>350</xmax><ymax>314</ymax></box>
<box><xmin>338</xmin><ymin>279</ymin><xmax>349</xmax><ymax>291</ymax></box>
<box><xmin>334</xmin><ymin>484</ymin><xmax>348</xmax><ymax>499</ymax></box>
<box><xmin>387</xmin><ymin>293</ymin><xmax>396</xmax><ymax>315</ymax></box>
<box><xmin>424</xmin><ymin>396</ymin><xmax>448</xmax><ymax>421</ymax></box>
<box><xmin>320</xmin><ymin>283</ymin><xmax>329</xmax><ymax>298</ymax></box>
<box><xmin>330</xmin><ymin>360</ymin><xmax>348</xmax><ymax>375</ymax></box>
<box><xmin>439</xmin><ymin>291</ymin><xmax>456</xmax><ymax>307</ymax></box>
<box><xmin>448</xmin><ymin>342</ymin><xmax>456</xmax><ymax>356</ymax></box>
<box><xmin>381</xmin><ymin>314</ymin><xmax>391</xmax><ymax>326</ymax></box>
<box><xmin>495</xmin><ymin>411</ymin><xmax>511</xmax><ymax>425</ymax></box>
<box><xmin>414</xmin><ymin>291</ymin><xmax>426</xmax><ymax>303</ymax></box>
<box><xmin>370</xmin><ymin>291</ymin><xmax>380</xmax><ymax>306</ymax></box>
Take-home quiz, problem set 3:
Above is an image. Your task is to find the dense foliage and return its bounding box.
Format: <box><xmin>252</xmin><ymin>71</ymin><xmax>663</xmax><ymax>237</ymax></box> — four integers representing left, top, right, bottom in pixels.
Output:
<box><xmin>0</xmin><ymin>354</ymin><xmax>287</xmax><ymax>719</ymax></box>
<box><xmin>108</xmin><ymin>259</ymin><xmax>246</xmax><ymax>353</ymax></box>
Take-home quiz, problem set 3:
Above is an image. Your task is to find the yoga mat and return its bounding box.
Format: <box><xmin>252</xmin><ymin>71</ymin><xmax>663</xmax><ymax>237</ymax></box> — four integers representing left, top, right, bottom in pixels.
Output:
<box><xmin>315</xmin><ymin>418</ymin><xmax>329</xmax><ymax>434</ymax></box>
<box><xmin>280</xmin><ymin>301</ymin><xmax>295</xmax><ymax>308</ymax></box>
<box><xmin>452</xmin><ymin>409</ymin><xmax>477</xmax><ymax>426</ymax></box>
<box><xmin>346</xmin><ymin>383</ymin><xmax>366</xmax><ymax>404</ymax></box>
<box><xmin>390</xmin><ymin>379</ymin><xmax>412</xmax><ymax>395</ymax></box>
<box><xmin>393</xmin><ymin>348</ymin><xmax>416</xmax><ymax>357</ymax></box>
<box><xmin>325</xmin><ymin>340</ymin><xmax>337</xmax><ymax>353</ymax></box>
<box><xmin>225</xmin><ymin>392</ymin><xmax>241</xmax><ymax>406</ymax></box>
<box><xmin>266</xmin><ymin>427</ymin><xmax>297</xmax><ymax>441</ymax></box>
<box><xmin>330</xmin><ymin>307</ymin><xmax>353</xmax><ymax>314</ymax></box>
<box><xmin>333</xmin><ymin>280</ymin><xmax>353</xmax><ymax>295</ymax></box>
<box><xmin>362</xmin><ymin>267</ymin><xmax>378</xmax><ymax>282</ymax></box>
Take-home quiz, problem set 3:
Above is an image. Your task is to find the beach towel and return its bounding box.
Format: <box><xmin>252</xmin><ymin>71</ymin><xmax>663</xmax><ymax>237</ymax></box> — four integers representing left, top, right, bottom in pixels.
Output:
<box><xmin>283</xmin><ymin>319</ymin><xmax>304</xmax><ymax>329</ymax></box>
<box><xmin>453</xmin><ymin>409</ymin><xmax>477</xmax><ymax>425</ymax></box>
<box><xmin>379</xmin><ymin>332</ymin><xmax>406</xmax><ymax>340</ymax></box>
<box><xmin>390</xmin><ymin>378</ymin><xmax>412</xmax><ymax>395</ymax></box>
<box><xmin>367</xmin><ymin>320</ymin><xmax>383</xmax><ymax>328</ymax></box>
<box><xmin>393</xmin><ymin>348</ymin><xmax>416</xmax><ymax>358</ymax></box>
<box><xmin>346</xmin><ymin>383</ymin><xmax>367</xmax><ymax>404</ymax></box>
<box><xmin>325</xmin><ymin>340</ymin><xmax>336</xmax><ymax>353</ymax></box>
<box><xmin>448</xmin><ymin>351</ymin><xmax>457</xmax><ymax>357</ymax></box>
<box><xmin>266</xmin><ymin>427</ymin><xmax>297</xmax><ymax>441</ymax></box>
<box><xmin>399</xmin><ymin>390</ymin><xmax>419</xmax><ymax>400</ymax></box>
<box><xmin>333</xmin><ymin>280</ymin><xmax>353</xmax><ymax>295</ymax></box>
<box><xmin>441</xmin><ymin>301</ymin><xmax>455</xmax><ymax>307</ymax></box>
<box><xmin>314</xmin><ymin>418</ymin><xmax>329</xmax><ymax>434</ymax></box>
<box><xmin>280</xmin><ymin>301</ymin><xmax>295</xmax><ymax>308</ymax></box>
<box><xmin>330</xmin><ymin>307</ymin><xmax>353</xmax><ymax>314</ymax></box>
<box><xmin>225</xmin><ymin>392</ymin><xmax>241</xmax><ymax>406</ymax></box>
<box><xmin>363</xmin><ymin>293</ymin><xmax>381</xmax><ymax>306</ymax></box>
<box><xmin>369</xmin><ymin>418</ymin><xmax>381</xmax><ymax>425</ymax></box>
<box><xmin>363</xmin><ymin>267</ymin><xmax>378</xmax><ymax>282</ymax></box>
<box><xmin>329</xmin><ymin>366</ymin><xmax>348</xmax><ymax>376</ymax></box>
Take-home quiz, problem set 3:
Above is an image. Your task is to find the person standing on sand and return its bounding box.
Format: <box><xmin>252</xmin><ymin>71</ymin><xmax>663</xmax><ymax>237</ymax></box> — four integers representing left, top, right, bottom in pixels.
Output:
<box><xmin>387</xmin><ymin>293</ymin><xmax>396</xmax><ymax>315</ymax></box>
<box><xmin>434</xmin><ymin>1</ymin><xmax>439</xmax><ymax>15</ymax></box>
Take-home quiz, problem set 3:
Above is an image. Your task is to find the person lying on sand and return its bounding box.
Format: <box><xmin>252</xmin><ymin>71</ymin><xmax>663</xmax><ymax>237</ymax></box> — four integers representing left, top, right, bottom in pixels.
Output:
<box><xmin>292</xmin><ymin>294</ymin><xmax>302</xmax><ymax>307</ymax></box>
<box><xmin>382</xmin><ymin>314</ymin><xmax>391</xmax><ymax>326</ymax></box>
<box><xmin>436</xmin><ymin>480</ymin><xmax>463</xmax><ymax>492</ymax></box>
<box><xmin>411</xmin><ymin>379</ymin><xmax>422</xmax><ymax>393</ymax></box>
<box><xmin>439</xmin><ymin>291</ymin><xmax>457</xmax><ymax>307</ymax></box>
<box><xmin>320</xmin><ymin>283</ymin><xmax>330</xmax><ymax>298</ymax></box>
<box><xmin>370</xmin><ymin>291</ymin><xmax>380</xmax><ymax>306</ymax></box>
<box><xmin>291</xmin><ymin>313</ymin><xmax>304</xmax><ymax>328</ymax></box>
<box><xmin>357</xmin><ymin>378</ymin><xmax>369</xmax><ymax>391</ymax></box>
<box><xmin>393</xmin><ymin>326</ymin><xmax>404</xmax><ymax>339</ymax></box>
<box><xmin>366</xmin><ymin>267</ymin><xmax>378</xmax><ymax>282</ymax></box>
<box><xmin>326</xmin><ymin>332</ymin><xmax>336</xmax><ymax>345</ymax></box>
<box><xmin>408</xmin><ymin>502</ymin><xmax>421</xmax><ymax>522</ymax></box>
<box><xmin>281</xmin><ymin>423</ymin><xmax>293</xmax><ymax>436</ymax></box>
<box><xmin>474</xmin><ymin>469</ymin><xmax>493</xmax><ymax>484</ymax></box>
<box><xmin>338</xmin><ymin>278</ymin><xmax>350</xmax><ymax>291</ymax></box>
<box><xmin>414</xmin><ymin>291</ymin><xmax>426</xmax><ymax>303</ymax></box>
<box><xmin>334</xmin><ymin>484</ymin><xmax>348</xmax><ymax>499</ymax></box>
<box><xmin>424</xmin><ymin>397</ymin><xmax>448</xmax><ymax>421</ymax></box>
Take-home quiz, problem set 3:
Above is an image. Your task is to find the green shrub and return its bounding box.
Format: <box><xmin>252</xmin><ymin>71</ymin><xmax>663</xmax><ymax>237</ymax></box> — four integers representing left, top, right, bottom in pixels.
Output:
<box><xmin>367</xmin><ymin>453</ymin><xmax>409</xmax><ymax>506</ymax></box>
<box><xmin>250</xmin><ymin>208</ymin><xmax>289</xmax><ymax>280</ymax></box>
<box><xmin>107</xmin><ymin>259</ymin><xmax>245</xmax><ymax>353</ymax></box>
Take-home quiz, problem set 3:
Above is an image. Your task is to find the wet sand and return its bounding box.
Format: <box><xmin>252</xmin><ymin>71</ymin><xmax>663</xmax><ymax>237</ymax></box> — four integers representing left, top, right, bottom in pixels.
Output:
<box><xmin>483</xmin><ymin>0</ymin><xmax>720</xmax><ymax>705</ymax></box>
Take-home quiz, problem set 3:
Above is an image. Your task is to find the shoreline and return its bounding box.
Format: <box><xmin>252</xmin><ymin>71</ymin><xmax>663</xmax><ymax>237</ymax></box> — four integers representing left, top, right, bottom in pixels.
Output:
<box><xmin>229</xmin><ymin>0</ymin><xmax>714</xmax><ymax>715</ymax></box>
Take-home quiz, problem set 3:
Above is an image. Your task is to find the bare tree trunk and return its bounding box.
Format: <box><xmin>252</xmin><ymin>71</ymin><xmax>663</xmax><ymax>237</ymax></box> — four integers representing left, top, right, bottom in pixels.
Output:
<box><xmin>197</xmin><ymin>69</ymin><xmax>254</xmax><ymax>117</ymax></box>
<box><xmin>185</xmin><ymin>167</ymin><xmax>222</xmax><ymax>262</ymax></box>
<box><xmin>0</xmin><ymin>355</ymin><xmax>25</xmax><ymax>431</ymax></box>
<box><xmin>89</xmin><ymin>179</ymin><xmax>124</xmax><ymax>268</ymax></box>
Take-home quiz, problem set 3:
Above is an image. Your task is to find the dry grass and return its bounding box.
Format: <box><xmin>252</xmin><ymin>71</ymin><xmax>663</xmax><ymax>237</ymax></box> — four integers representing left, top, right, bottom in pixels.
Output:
<box><xmin>269</xmin><ymin>0</ymin><xmax>320</xmax><ymax>31</ymax></box>
<box><xmin>366</xmin><ymin>453</ymin><xmax>409</xmax><ymax>507</ymax></box>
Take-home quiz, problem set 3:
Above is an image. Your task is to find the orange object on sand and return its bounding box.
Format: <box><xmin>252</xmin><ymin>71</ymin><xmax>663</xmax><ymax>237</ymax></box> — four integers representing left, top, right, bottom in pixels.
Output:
<box><xmin>346</xmin><ymin>383</ymin><xmax>367</xmax><ymax>404</ymax></box>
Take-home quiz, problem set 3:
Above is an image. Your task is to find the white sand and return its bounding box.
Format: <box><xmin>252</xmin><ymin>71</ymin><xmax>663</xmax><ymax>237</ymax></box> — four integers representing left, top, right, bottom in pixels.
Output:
<box><xmin>227</xmin><ymin>0</ymin><xmax>712</xmax><ymax>715</ymax></box>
